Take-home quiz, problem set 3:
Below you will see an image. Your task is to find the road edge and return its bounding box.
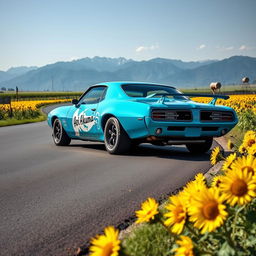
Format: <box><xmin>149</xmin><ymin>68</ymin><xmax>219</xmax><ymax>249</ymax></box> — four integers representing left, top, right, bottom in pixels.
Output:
<box><xmin>118</xmin><ymin>138</ymin><xmax>226</xmax><ymax>241</ymax></box>
<box><xmin>75</xmin><ymin>137</ymin><xmax>226</xmax><ymax>255</ymax></box>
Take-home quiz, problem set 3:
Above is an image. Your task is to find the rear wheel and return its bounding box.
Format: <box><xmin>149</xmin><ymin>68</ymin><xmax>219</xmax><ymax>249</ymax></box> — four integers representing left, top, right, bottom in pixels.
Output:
<box><xmin>104</xmin><ymin>117</ymin><xmax>131</xmax><ymax>154</ymax></box>
<box><xmin>52</xmin><ymin>118</ymin><xmax>71</xmax><ymax>146</ymax></box>
<box><xmin>186</xmin><ymin>138</ymin><xmax>213</xmax><ymax>154</ymax></box>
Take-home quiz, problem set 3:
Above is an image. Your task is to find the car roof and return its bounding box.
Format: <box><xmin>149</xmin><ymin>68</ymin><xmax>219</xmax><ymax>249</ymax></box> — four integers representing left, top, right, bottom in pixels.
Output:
<box><xmin>95</xmin><ymin>81</ymin><xmax>176</xmax><ymax>89</ymax></box>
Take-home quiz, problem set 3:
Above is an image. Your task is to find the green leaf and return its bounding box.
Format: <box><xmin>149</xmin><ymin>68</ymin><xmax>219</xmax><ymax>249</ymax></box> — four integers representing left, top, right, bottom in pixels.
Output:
<box><xmin>217</xmin><ymin>242</ymin><xmax>236</xmax><ymax>256</ymax></box>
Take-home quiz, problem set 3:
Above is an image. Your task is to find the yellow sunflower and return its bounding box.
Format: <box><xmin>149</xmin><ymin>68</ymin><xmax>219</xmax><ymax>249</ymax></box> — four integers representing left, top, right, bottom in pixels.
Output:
<box><xmin>222</xmin><ymin>153</ymin><xmax>237</xmax><ymax>171</ymax></box>
<box><xmin>244</xmin><ymin>130</ymin><xmax>255</xmax><ymax>138</ymax></box>
<box><xmin>90</xmin><ymin>226</ymin><xmax>120</xmax><ymax>256</ymax></box>
<box><xmin>220</xmin><ymin>168</ymin><xmax>256</xmax><ymax>206</ymax></box>
<box><xmin>194</xmin><ymin>173</ymin><xmax>205</xmax><ymax>183</ymax></box>
<box><xmin>135</xmin><ymin>197</ymin><xmax>159</xmax><ymax>223</ymax></box>
<box><xmin>182</xmin><ymin>178</ymin><xmax>207</xmax><ymax>206</ymax></box>
<box><xmin>248</xmin><ymin>144</ymin><xmax>256</xmax><ymax>156</ymax></box>
<box><xmin>231</xmin><ymin>155</ymin><xmax>256</xmax><ymax>177</ymax></box>
<box><xmin>239</xmin><ymin>144</ymin><xmax>247</xmax><ymax>154</ymax></box>
<box><xmin>243</xmin><ymin>131</ymin><xmax>256</xmax><ymax>149</ymax></box>
<box><xmin>244</xmin><ymin>130</ymin><xmax>256</xmax><ymax>140</ymax></box>
<box><xmin>211</xmin><ymin>175</ymin><xmax>223</xmax><ymax>188</ymax></box>
<box><xmin>227</xmin><ymin>139</ymin><xmax>234</xmax><ymax>150</ymax></box>
<box><xmin>164</xmin><ymin>193</ymin><xmax>187</xmax><ymax>234</ymax></box>
<box><xmin>174</xmin><ymin>236</ymin><xmax>194</xmax><ymax>256</ymax></box>
<box><xmin>188</xmin><ymin>187</ymin><xmax>227</xmax><ymax>233</ymax></box>
<box><xmin>210</xmin><ymin>147</ymin><xmax>224</xmax><ymax>165</ymax></box>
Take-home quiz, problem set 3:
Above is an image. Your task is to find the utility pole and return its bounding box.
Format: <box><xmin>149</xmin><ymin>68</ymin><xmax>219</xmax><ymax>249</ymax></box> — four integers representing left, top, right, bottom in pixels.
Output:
<box><xmin>51</xmin><ymin>76</ymin><xmax>54</xmax><ymax>91</ymax></box>
<box><xmin>16</xmin><ymin>86</ymin><xmax>19</xmax><ymax>101</ymax></box>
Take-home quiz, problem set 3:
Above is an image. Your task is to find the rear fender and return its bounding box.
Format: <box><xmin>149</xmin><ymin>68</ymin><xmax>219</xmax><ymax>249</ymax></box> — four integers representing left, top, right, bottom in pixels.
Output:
<box><xmin>98</xmin><ymin>101</ymin><xmax>150</xmax><ymax>139</ymax></box>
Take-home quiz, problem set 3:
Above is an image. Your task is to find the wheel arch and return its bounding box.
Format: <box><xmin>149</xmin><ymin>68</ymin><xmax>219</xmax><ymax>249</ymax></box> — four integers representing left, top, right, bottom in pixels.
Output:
<box><xmin>51</xmin><ymin>115</ymin><xmax>58</xmax><ymax>126</ymax></box>
<box><xmin>101</xmin><ymin>113</ymin><xmax>116</xmax><ymax>130</ymax></box>
<box><xmin>101</xmin><ymin>113</ymin><xmax>132</xmax><ymax>139</ymax></box>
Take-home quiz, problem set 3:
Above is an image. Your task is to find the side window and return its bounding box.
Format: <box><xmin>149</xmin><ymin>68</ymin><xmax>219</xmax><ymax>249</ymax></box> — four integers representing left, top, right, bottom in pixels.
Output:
<box><xmin>80</xmin><ymin>86</ymin><xmax>107</xmax><ymax>104</ymax></box>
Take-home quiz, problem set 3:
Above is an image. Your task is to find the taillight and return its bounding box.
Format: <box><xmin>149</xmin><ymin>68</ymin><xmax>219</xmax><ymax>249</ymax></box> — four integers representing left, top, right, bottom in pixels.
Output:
<box><xmin>201</xmin><ymin>111</ymin><xmax>234</xmax><ymax>122</ymax></box>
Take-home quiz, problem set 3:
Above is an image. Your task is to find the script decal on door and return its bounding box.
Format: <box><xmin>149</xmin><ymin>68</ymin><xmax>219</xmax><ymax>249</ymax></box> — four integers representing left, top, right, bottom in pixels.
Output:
<box><xmin>72</xmin><ymin>108</ymin><xmax>97</xmax><ymax>136</ymax></box>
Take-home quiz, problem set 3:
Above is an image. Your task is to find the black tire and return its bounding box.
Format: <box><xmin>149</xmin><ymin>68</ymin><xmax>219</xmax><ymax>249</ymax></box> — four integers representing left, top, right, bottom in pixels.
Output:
<box><xmin>104</xmin><ymin>117</ymin><xmax>131</xmax><ymax>154</ymax></box>
<box><xmin>186</xmin><ymin>138</ymin><xmax>213</xmax><ymax>154</ymax></box>
<box><xmin>151</xmin><ymin>141</ymin><xmax>165</xmax><ymax>146</ymax></box>
<box><xmin>52</xmin><ymin>118</ymin><xmax>71</xmax><ymax>146</ymax></box>
<box><xmin>131</xmin><ymin>140</ymin><xmax>142</xmax><ymax>148</ymax></box>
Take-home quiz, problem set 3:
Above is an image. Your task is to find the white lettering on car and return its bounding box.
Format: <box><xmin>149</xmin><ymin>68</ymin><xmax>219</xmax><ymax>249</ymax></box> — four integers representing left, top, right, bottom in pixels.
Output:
<box><xmin>72</xmin><ymin>109</ymin><xmax>96</xmax><ymax>136</ymax></box>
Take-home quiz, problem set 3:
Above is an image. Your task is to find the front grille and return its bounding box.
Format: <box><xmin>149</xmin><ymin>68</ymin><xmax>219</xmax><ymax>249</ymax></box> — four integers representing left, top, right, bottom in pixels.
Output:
<box><xmin>152</xmin><ymin>109</ymin><xmax>192</xmax><ymax>121</ymax></box>
<box><xmin>200</xmin><ymin>111</ymin><xmax>234</xmax><ymax>122</ymax></box>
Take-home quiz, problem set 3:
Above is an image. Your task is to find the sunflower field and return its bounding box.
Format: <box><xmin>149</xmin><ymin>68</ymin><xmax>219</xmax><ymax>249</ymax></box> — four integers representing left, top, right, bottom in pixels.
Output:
<box><xmin>193</xmin><ymin>94</ymin><xmax>256</xmax><ymax>131</ymax></box>
<box><xmin>88</xmin><ymin>131</ymin><xmax>256</xmax><ymax>256</ymax></box>
<box><xmin>0</xmin><ymin>99</ymin><xmax>69</xmax><ymax>120</ymax></box>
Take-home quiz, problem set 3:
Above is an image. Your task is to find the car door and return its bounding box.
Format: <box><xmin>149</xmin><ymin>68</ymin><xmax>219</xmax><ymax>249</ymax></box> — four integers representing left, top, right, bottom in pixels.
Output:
<box><xmin>67</xmin><ymin>86</ymin><xmax>107</xmax><ymax>139</ymax></box>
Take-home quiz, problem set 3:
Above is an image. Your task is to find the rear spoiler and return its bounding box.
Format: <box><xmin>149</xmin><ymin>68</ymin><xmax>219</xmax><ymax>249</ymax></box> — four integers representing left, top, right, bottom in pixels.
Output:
<box><xmin>157</xmin><ymin>94</ymin><xmax>229</xmax><ymax>105</ymax></box>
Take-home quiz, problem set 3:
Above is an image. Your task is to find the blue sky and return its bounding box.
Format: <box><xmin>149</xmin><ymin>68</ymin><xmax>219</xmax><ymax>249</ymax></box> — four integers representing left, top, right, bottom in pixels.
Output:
<box><xmin>0</xmin><ymin>0</ymin><xmax>255</xmax><ymax>70</ymax></box>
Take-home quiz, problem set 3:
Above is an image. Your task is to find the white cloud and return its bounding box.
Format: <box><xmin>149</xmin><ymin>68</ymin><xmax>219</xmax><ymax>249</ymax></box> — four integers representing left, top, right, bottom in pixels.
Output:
<box><xmin>225</xmin><ymin>46</ymin><xmax>234</xmax><ymax>51</ymax></box>
<box><xmin>239</xmin><ymin>45</ymin><xmax>248</xmax><ymax>51</ymax></box>
<box><xmin>198</xmin><ymin>44</ymin><xmax>206</xmax><ymax>50</ymax></box>
<box><xmin>135</xmin><ymin>44</ymin><xmax>159</xmax><ymax>52</ymax></box>
<box><xmin>136</xmin><ymin>46</ymin><xmax>146</xmax><ymax>52</ymax></box>
<box><xmin>216</xmin><ymin>46</ymin><xmax>234</xmax><ymax>51</ymax></box>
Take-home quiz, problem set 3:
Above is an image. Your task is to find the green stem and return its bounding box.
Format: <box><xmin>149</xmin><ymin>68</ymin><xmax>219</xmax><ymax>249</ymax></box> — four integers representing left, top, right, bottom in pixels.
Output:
<box><xmin>185</xmin><ymin>223</ymin><xmax>214</xmax><ymax>254</ymax></box>
<box><xmin>197</xmin><ymin>248</ymin><xmax>214</xmax><ymax>255</ymax></box>
<box><xmin>231</xmin><ymin>205</ymin><xmax>246</xmax><ymax>241</ymax></box>
<box><xmin>223</xmin><ymin>222</ymin><xmax>236</xmax><ymax>249</ymax></box>
<box><xmin>186</xmin><ymin>223</ymin><xmax>200</xmax><ymax>239</ymax></box>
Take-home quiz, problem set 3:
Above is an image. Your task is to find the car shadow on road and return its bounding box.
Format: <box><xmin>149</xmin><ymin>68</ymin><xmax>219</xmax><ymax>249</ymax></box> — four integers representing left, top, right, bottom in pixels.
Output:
<box><xmin>68</xmin><ymin>142</ymin><xmax>210</xmax><ymax>162</ymax></box>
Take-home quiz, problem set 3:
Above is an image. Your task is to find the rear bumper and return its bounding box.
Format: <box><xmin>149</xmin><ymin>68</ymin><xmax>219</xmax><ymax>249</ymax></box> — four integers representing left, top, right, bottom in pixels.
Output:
<box><xmin>144</xmin><ymin>117</ymin><xmax>238</xmax><ymax>138</ymax></box>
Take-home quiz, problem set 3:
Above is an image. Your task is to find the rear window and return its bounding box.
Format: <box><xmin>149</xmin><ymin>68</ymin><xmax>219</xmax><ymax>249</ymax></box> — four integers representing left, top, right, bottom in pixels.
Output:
<box><xmin>121</xmin><ymin>84</ymin><xmax>187</xmax><ymax>100</ymax></box>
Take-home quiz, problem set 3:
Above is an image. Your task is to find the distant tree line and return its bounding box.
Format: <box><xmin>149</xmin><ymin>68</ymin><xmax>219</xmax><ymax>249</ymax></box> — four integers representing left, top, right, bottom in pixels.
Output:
<box><xmin>1</xmin><ymin>87</ymin><xmax>14</xmax><ymax>91</ymax></box>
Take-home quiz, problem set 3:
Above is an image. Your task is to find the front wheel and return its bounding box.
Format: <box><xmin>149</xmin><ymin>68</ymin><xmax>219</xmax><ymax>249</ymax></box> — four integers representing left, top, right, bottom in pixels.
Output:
<box><xmin>186</xmin><ymin>138</ymin><xmax>213</xmax><ymax>154</ymax></box>
<box><xmin>52</xmin><ymin>118</ymin><xmax>71</xmax><ymax>146</ymax></box>
<box><xmin>104</xmin><ymin>117</ymin><xmax>131</xmax><ymax>154</ymax></box>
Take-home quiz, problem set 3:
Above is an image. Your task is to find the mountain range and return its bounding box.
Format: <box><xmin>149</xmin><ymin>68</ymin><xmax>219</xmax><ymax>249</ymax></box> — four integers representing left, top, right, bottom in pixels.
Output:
<box><xmin>0</xmin><ymin>56</ymin><xmax>255</xmax><ymax>91</ymax></box>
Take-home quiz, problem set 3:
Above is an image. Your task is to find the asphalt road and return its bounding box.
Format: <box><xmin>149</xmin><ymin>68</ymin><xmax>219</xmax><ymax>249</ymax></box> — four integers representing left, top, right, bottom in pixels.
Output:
<box><xmin>0</xmin><ymin>105</ymin><xmax>212</xmax><ymax>256</ymax></box>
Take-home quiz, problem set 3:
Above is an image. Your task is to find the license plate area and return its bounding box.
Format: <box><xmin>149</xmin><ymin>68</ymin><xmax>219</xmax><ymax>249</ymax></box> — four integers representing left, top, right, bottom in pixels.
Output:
<box><xmin>185</xmin><ymin>127</ymin><xmax>201</xmax><ymax>137</ymax></box>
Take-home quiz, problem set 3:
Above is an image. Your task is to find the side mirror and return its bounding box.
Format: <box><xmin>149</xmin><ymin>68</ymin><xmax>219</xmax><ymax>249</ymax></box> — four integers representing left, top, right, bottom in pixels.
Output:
<box><xmin>71</xmin><ymin>99</ymin><xmax>79</xmax><ymax>105</ymax></box>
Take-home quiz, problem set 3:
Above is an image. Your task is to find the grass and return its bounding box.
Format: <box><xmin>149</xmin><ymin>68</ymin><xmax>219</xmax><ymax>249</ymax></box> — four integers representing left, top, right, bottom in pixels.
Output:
<box><xmin>225</xmin><ymin>126</ymin><xmax>244</xmax><ymax>148</ymax></box>
<box><xmin>0</xmin><ymin>105</ymin><xmax>47</xmax><ymax>127</ymax></box>
<box><xmin>122</xmin><ymin>222</ymin><xmax>175</xmax><ymax>256</ymax></box>
<box><xmin>0</xmin><ymin>91</ymin><xmax>82</xmax><ymax>101</ymax></box>
<box><xmin>0</xmin><ymin>115</ymin><xmax>46</xmax><ymax>127</ymax></box>
<box><xmin>181</xmin><ymin>84</ymin><xmax>256</xmax><ymax>94</ymax></box>
<box><xmin>120</xmin><ymin>200</ymin><xmax>175</xmax><ymax>256</ymax></box>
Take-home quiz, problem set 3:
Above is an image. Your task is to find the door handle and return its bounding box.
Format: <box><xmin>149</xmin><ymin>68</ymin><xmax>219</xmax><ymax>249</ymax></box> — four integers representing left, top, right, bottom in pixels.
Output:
<box><xmin>91</xmin><ymin>108</ymin><xmax>96</xmax><ymax>111</ymax></box>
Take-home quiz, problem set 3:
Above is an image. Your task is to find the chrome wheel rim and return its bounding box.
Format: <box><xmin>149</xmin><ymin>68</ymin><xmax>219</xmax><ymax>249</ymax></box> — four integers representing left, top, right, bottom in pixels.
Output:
<box><xmin>106</xmin><ymin>123</ymin><xmax>117</xmax><ymax>148</ymax></box>
<box><xmin>53</xmin><ymin>120</ymin><xmax>62</xmax><ymax>143</ymax></box>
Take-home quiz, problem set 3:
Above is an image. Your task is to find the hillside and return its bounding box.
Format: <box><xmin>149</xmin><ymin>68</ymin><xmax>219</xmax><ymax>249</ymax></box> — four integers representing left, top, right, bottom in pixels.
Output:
<box><xmin>0</xmin><ymin>56</ymin><xmax>255</xmax><ymax>91</ymax></box>
<box><xmin>165</xmin><ymin>56</ymin><xmax>256</xmax><ymax>86</ymax></box>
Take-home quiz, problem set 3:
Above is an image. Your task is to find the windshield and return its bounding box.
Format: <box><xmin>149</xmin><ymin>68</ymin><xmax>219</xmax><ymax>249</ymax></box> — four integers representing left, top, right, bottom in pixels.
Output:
<box><xmin>121</xmin><ymin>84</ymin><xmax>188</xmax><ymax>100</ymax></box>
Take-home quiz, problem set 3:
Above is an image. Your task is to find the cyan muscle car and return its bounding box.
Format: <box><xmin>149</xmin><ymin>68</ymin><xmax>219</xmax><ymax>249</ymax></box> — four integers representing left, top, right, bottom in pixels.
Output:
<box><xmin>47</xmin><ymin>82</ymin><xmax>238</xmax><ymax>154</ymax></box>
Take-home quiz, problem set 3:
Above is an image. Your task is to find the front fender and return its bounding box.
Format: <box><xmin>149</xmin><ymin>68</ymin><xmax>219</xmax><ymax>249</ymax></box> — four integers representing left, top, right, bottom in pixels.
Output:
<box><xmin>47</xmin><ymin>106</ymin><xmax>71</xmax><ymax>128</ymax></box>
